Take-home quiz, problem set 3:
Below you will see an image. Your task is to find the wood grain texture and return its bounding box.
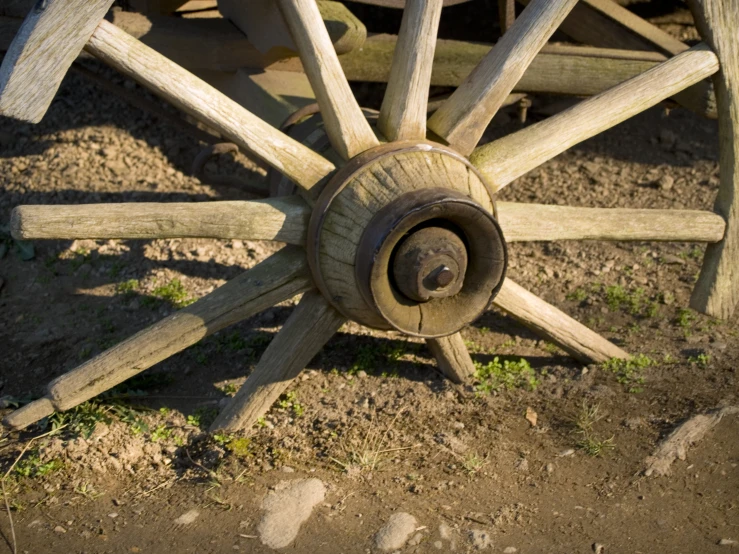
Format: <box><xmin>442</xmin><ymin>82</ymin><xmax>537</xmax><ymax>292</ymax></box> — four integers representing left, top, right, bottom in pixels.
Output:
<box><xmin>493</xmin><ymin>279</ymin><xmax>630</xmax><ymax>364</ymax></box>
<box><xmin>688</xmin><ymin>0</ymin><xmax>739</xmax><ymax>320</ymax></box>
<box><xmin>46</xmin><ymin>248</ymin><xmax>311</xmax><ymax>413</ymax></box>
<box><xmin>471</xmin><ymin>44</ymin><xmax>719</xmax><ymax>193</ymax></box>
<box><xmin>11</xmin><ymin>197</ymin><xmax>310</xmax><ymax>245</ymax></box>
<box><xmin>350</xmin><ymin>0</ymin><xmax>468</xmax><ymax>6</ymax></box>
<box><xmin>85</xmin><ymin>20</ymin><xmax>335</xmax><ymax>195</ymax></box>
<box><xmin>377</xmin><ymin>0</ymin><xmax>443</xmax><ymax>141</ymax></box>
<box><xmin>317</xmin><ymin>146</ymin><xmax>495</xmax><ymax>329</ymax></box>
<box><xmin>220</xmin><ymin>0</ymin><xmax>365</xmax><ymax>57</ymax></box>
<box><xmin>3</xmin><ymin>397</ymin><xmax>54</xmax><ymax>431</ymax></box>
<box><xmin>428</xmin><ymin>0</ymin><xmax>578</xmax><ymax>155</ymax></box>
<box><xmin>498</xmin><ymin>203</ymin><xmax>726</xmax><ymax>243</ymax></box>
<box><xmin>210</xmin><ymin>291</ymin><xmax>345</xmax><ymax>432</ymax></box>
<box><xmin>277</xmin><ymin>0</ymin><xmax>379</xmax><ymax>161</ymax></box>
<box><xmin>0</xmin><ymin>0</ymin><xmax>115</xmax><ymax>123</ymax></box>
<box><xmin>518</xmin><ymin>0</ymin><xmax>688</xmax><ymax>56</ymax></box>
<box><xmin>427</xmin><ymin>333</ymin><xmax>476</xmax><ymax>384</ymax></box>
<box><xmin>316</xmin><ymin>36</ymin><xmax>716</xmax><ymax>119</ymax></box>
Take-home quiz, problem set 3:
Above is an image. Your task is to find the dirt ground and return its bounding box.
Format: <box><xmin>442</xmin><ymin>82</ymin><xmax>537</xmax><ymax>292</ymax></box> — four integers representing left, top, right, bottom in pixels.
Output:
<box><xmin>0</xmin><ymin>2</ymin><xmax>738</xmax><ymax>554</ymax></box>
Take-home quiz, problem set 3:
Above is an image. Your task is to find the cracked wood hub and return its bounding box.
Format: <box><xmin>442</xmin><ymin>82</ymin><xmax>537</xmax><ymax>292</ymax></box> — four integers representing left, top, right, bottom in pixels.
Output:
<box><xmin>307</xmin><ymin>141</ymin><xmax>507</xmax><ymax>337</ymax></box>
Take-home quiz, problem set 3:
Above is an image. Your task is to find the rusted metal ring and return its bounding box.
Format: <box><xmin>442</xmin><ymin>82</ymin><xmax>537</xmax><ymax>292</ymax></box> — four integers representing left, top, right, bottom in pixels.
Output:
<box><xmin>355</xmin><ymin>188</ymin><xmax>507</xmax><ymax>338</ymax></box>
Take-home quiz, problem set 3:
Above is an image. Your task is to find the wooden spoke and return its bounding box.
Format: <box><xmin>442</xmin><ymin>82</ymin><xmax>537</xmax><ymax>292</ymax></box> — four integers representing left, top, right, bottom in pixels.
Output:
<box><xmin>210</xmin><ymin>291</ymin><xmax>345</xmax><ymax>432</ymax></box>
<box><xmin>85</xmin><ymin>20</ymin><xmax>335</xmax><ymax>195</ymax></box>
<box><xmin>377</xmin><ymin>0</ymin><xmax>443</xmax><ymax>141</ymax></box>
<box><xmin>688</xmin><ymin>0</ymin><xmax>739</xmax><ymax>320</ymax></box>
<box><xmin>498</xmin><ymin>203</ymin><xmax>726</xmax><ymax>243</ymax></box>
<box><xmin>0</xmin><ymin>0</ymin><xmax>115</xmax><ymax>123</ymax></box>
<box><xmin>498</xmin><ymin>0</ymin><xmax>516</xmax><ymax>34</ymax></box>
<box><xmin>3</xmin><ymin>248</ymin><xmax>312</xmax><ymax>430</ymax></box>
<box><xmin>11</xmin><ymin>197</ymin><xmax>310</xmax><ymax>245</ymax></box>
<box><xmin>277</xmin><ymin>0</ymin><xmax>379</xmax><ymax>160</ymax></box>
<box><xmin>518</xmin><ymin>0</ymin><xmax>688</xmax><ymax>57</ymax></box>
<box><xmin>471</xmin><ymin>44</ymin><xmax>719</xmax><ymax>193</ymax></box>
<box><xmin>426</xmin><ymin>333</ymin><xmax>476</xmax><ymax>384</ymax></box>
<box><xmin>493</xmin><ymin>279</ymin><xmax>629</xmax><ymax>364</ymax></box>
<box><xmin>427</xmin><ymin>0</ymin><xmax>578</xmax><ymax>155</ymax></box>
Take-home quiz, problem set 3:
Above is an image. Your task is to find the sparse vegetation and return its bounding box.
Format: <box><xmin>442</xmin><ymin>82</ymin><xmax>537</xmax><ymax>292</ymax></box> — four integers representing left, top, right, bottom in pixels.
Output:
<box><xmin>186</xmin><ymin>407</ymin><xmax>218</xmax><ymax>429</ymax></box>
<box><xmin>676</xmin><ymin>308</ymin><xmax>695</xmax><ymax>334</ymax></box>
<box><xmin>115</xmin><ymin>279</ymin><xmax>139</xmax><ymax>295</ymax></box>
<box><xmin>144</xmin><ymin>279</ymin><xmax>194</xmax><ymax>309</ymax></box>
<box><xmin>474</xmin><ymin>357</ymin><xmax>538</xmax><ymax>394</ymax></box>
<box><xmin>688</xmin><ymin>353</ymin><xmax>711</xmax><ymax>367</ymax></box>
<box><xmin>602</xmin><ymin>354</ymin><xmax>654</xmax><ymax>393</ymax></box>
<box><xmin>277</xmin><ymin>391</ymin><xmax>305</xmax><ymax>417</ymax></box>
<box><xmin>573</xmin><ymin>402</ymin><xmax>615</xmax><ymax>457</ymax></box>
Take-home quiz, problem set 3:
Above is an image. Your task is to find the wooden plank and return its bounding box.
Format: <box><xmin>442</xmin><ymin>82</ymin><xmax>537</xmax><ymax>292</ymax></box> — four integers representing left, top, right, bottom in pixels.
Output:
<box><xmin>688</xmin><ymin>0</ymin><xmax>739</xmax><ymax>320</ymax></box>
<box><xmin>0</xmin><ymin>0</ymin><xmax>115</xmax><ymax>123</ymax></box>
<box><xmin>210</xmin><ymin>291</ymin><xmax>345</xmax><ymax>432</ymax></box>
<box><xmin>86</xmin><ymin>19</ymin><xmax>335</xmax><ymax>196</ymax></box>
<box><xmin>517</xmin><ymin>0</ymin><xmax>688</xmax><ymax>56</ymax></box>
<box><xmin>276</xmin><ymin>35</ymin><xmax>715</xmax><ymax>119</ymax></box>
<box><xmin>493</xmin><ymin>279</ymin><xmax>630</xmax><ymax>364</ymax></box>
<box><xmin>11</xmin><ymin>197</ymin><xmax>311</xmax><ymax>245</ymax></box>
<box><xmin>3</xmin><ymin>248</ymin><xmax>313</xmax><ymax>430</ymax></box>
<box><xmin>428</xmin><ymin>0</ymin><xmax>579</xmax><ymax>155</ymax></box>
<box><xmin>350</xmin><ymin>0</ymin><xmax>469</xmax><ymax>6</ymax></box>
<box><xmin>378</xmin><ymin>0</ymin><xmax>443</xmax><ymax>141</ymax></box>
<box><xmin>427</xmin><ymin>333</ymin><xmax>476</xmax><ymax>384</ymax></box>
<box><xmin>277</xmin><ymin>0</ymin><xmax>379</xmax><ymax>160</ymax></box>
<box><xmin>220</xmin><ymin>0</ymin><xmax>366</xmax><ymax>57</ymax></box>
<box><xmin>470</xmin><ymin>44</ymin><xmax>719</xmax><ymax>193</ymax></box>
<box><xmin>498</xmin><ymin>203</ymin><xmax>726</xmax><ymax>243</ymax></box>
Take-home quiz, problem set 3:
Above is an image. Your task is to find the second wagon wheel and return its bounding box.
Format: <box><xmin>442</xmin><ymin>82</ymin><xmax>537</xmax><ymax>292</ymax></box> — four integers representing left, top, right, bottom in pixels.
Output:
<box><xmin>1</xmin><ymin>0</ymin><xmax>736</xmax><ymax>432</ymax></box>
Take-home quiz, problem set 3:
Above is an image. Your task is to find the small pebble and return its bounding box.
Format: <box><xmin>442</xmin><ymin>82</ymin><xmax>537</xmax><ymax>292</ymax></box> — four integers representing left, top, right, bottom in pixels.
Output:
<box><xmin>469</xmin><ymin>529</ymin><xmax>491</xmax><ymax>550</ymax></box>
<box><xmin>546</xmin><ymin>463</ymin><xmax>555</xmax><ymax>474</ymax></box>
<box><xmin>719</xmin><ymin>539</ymin><xmax>737</xmax><ymax>546</ymax></box>
<box><xmin>593</xmin><ymin>543</ymin><xmax>605</xmax><ymax>554</ymax></box>
<box><xmin>281</xmin><ymin>466</ymin><xmax>295</xmax><ymax>473</ymax></box>
<box><xmin>54</xmin><ymin>526</ymin><xmax>66</xmax><ymax>534</ymax></box>
<box><xmin>558</xmin><ymin>448</ymin><xmax>575</xmax><ymax>457</ymax></box>
<box><xmin>503</xmin><ymin>548</ymin><xmax>518</xmax><ymax>554</ymax></box>
<box><xmin>108</xmin><ymin>513</ymin><xmax>118</xmax><ymax>519</ymax></box>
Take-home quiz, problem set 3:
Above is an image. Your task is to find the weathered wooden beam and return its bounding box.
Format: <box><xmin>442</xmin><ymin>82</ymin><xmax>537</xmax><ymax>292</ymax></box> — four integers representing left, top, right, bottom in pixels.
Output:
<box><xmin>470</xmin><ymin>44</ymin><xmax>719</xmax><ymax>193</ymax></box>
<box><xmin>688</xmin><ymin>0</ymin><xmax>739</xmax><ymax>320</ymax></box>
<box><xmin>210</xmin><ymin>291</ymin><xmax>345</xmax><ymax>432</ymax></box>
<box><xmin>277</xmin><ymin>0</ymin><xmax>379</xmax><ymax>161</ymax></box>
<box><xmin>493</xmin><ymin>279</ymin><xmax>630</xmax><ymax>364</ymax></box>
<box><xmin>378</xmin><ymin>0</ymin><xmax>443</xmax><ymax>141</ymax></box>
<box><xmin>3</xmin><ymin>248</ymin><xmax>313</xmax><ymax>430</ymax></box>
<box><xmin>11</xmin><ymin>197</ymin><xmax>311</xmax><ymax>244</ymax></box>
<box><xmin>429</xmin><ymin>0</ymin><xmax>579</xmax><ymax>155</ymax></box>
<box><xmin>517</xmin><ymin>0</ymin><xmax>688</xmax><ymax>57</ymax></box>
<box><xmin>0</xmin><ymin>0</ymin><xmax>115</xmax><ymax>123</ymax></box>
<box><xmin>86</xmin><ymin>19</ymin><xmax>335</xmax><ymax>195</ymax></box>
<box><xmin>426</xmin><ymin>333</ymin><xmax>476</xmax><ymax>384</ymax></box>
<box><xmin>498</xmin><ymin>203</ymin><xmax>727</xmax><ymax>243</ymax></box>
<box><xmin>350</xmin><ymin>0</ymin><xmax>469</xmax><ymax>6</ymax></box>
<box><xmin>273</xmin><ymin>35</ymin><xmax>716</xmax><ymax>118</ymax></box>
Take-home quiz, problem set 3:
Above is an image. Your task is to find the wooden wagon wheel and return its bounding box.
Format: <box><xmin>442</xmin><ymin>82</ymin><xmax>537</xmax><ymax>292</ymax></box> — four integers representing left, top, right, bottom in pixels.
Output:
<box><xmin>0</xmin><ymin>0</ymin><xmax>736</xmax><ymax>433</ymax></box>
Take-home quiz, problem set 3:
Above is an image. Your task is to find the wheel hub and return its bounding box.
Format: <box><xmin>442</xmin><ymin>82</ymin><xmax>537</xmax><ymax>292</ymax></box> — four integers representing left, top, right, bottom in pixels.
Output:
<box><xmin>307</xmin><ymin>141</ymin><xmax>508</xmax><ymax>337</ymax></box>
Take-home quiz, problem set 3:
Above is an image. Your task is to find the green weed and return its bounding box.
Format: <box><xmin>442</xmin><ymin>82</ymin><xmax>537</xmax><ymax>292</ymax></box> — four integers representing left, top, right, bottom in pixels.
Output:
<box><xmin>144</xmin><ymin>279</ymin><xmax>194</xmax><ymax>309</ymax></box>
<box><xmin>602</xmin><ymin>285</ymin><xmax>658</xmax><ymax>317</ymax></box>
<box><xmin>186</xmin><ymin>407</ymin><xmax>218</xmax><ymax>429</ymax></box>
<box><xmin>219</xmin><ymin>383</ymin><xmax>239</xmax><ymax>397</ymax></box>
<box><xmin>49</xmin><ymin>401</ymin><xmax>111</xmax><ymax>438</ymax></box>
<box><xmin>278</xmin><ymin>391</ymin><xmax>304</xmax><ymax>417</ymax></box>
<box><xmin>150</xmin><ymin>425</ymin><xmax>172</xmax><ymax>442</ymax></box>
<box><xmin>573</xmin><ymin>401</ymin><xmax>615</xmax><ymax>457</ymax></box>
<box><xmin>676</xmin><ymin>308</ymin><xmax>694</xmax><ymax>334</ymax></box>
<box><xmin>602</xmin><ymin>354</ymin><xmax>654</xmax><ymax>393</ymax></box>
<box><xmin>688</xmin><ymin>353</ymin><xmax>711</xmax><ymax>368</ymax></box>
<box><xmin>474</xmin><ymin>357</ymin><xmax>538</xmax><ymax>394</ymax></box>
<box><xmin>15</xmin><ymin>453</ymin><xmax>63</xmax><ymax>478</ymax></box>
<box><xmin>115</xmin><ymin>279</ymin><xmax>139</xmax><ymax>295</ymax></box>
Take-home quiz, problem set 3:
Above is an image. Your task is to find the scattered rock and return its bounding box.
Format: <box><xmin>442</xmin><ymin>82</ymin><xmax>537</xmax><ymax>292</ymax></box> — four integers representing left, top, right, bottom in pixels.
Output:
<box><xmin>658</xmin><ymin>175</ymin><xmax>674</xmax><ymax>191</ymax></box>
<box><xmin>558</xmin><ymin>449</ymin><xmax>575</xmax><ymax>457</ymax></box>
<box><xmin>174</xmin><ymin>509</ymin><xmax>200</xmax><ymax>526</ymax></box>
<box><xmin>525</xmin><ymin>406</ymin><xmax>538</xmax><ymax>427</ymax></box>
<box><xmin>54</xmin><ymin>526</ymin><xmax>66</xmax><ymax>534</ymax></box>
<box><xmin>719</xmin><ymin>539</ymin><xmax>738</xmax><ymax>547</ymax></box>
<box><xmin>469</xmin><ymin>529</ymin><xmax>491</xmax><ymax>550</ymax></box>
<box><xmin>408</xmin><ymin>532</ymin><xmax>424</xmax><ymax>546</ymax></box>
<box><xmin>434</xmin><ymin>540</ymin><xmax>443</xmax><ymax>549</ymax></box>
<box><xmin>593</xmin><ymin>543</ymin><xmax>605</xmax><ymax>553</ymax></box>
<box><xmin>374</xmin><ymin>512</ymin><xmax>418</xmax><ymax>552</ymax></box>
<box><xmin>258</xmin><ymin>479</ymin><xmax>326</xmax><ymax>549</ymax></box>
<box><xmin>514</xmin><ymin>458</ymin><xmax>529</xmax><ymax>472</ymax></box>
<box><xmin>503</xmin><ymin>548</ymin><xmax>518</xmax><ymax>554</ymax></box>
<box><xmin>438</xmin><ymin>523</ymin><xmax>453</xmax><ymax>540</ymax></box>
<box><xmin>545</xmin><ymin>463</ymin><xmax>555</xmax><ymax>474</ymax></box>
